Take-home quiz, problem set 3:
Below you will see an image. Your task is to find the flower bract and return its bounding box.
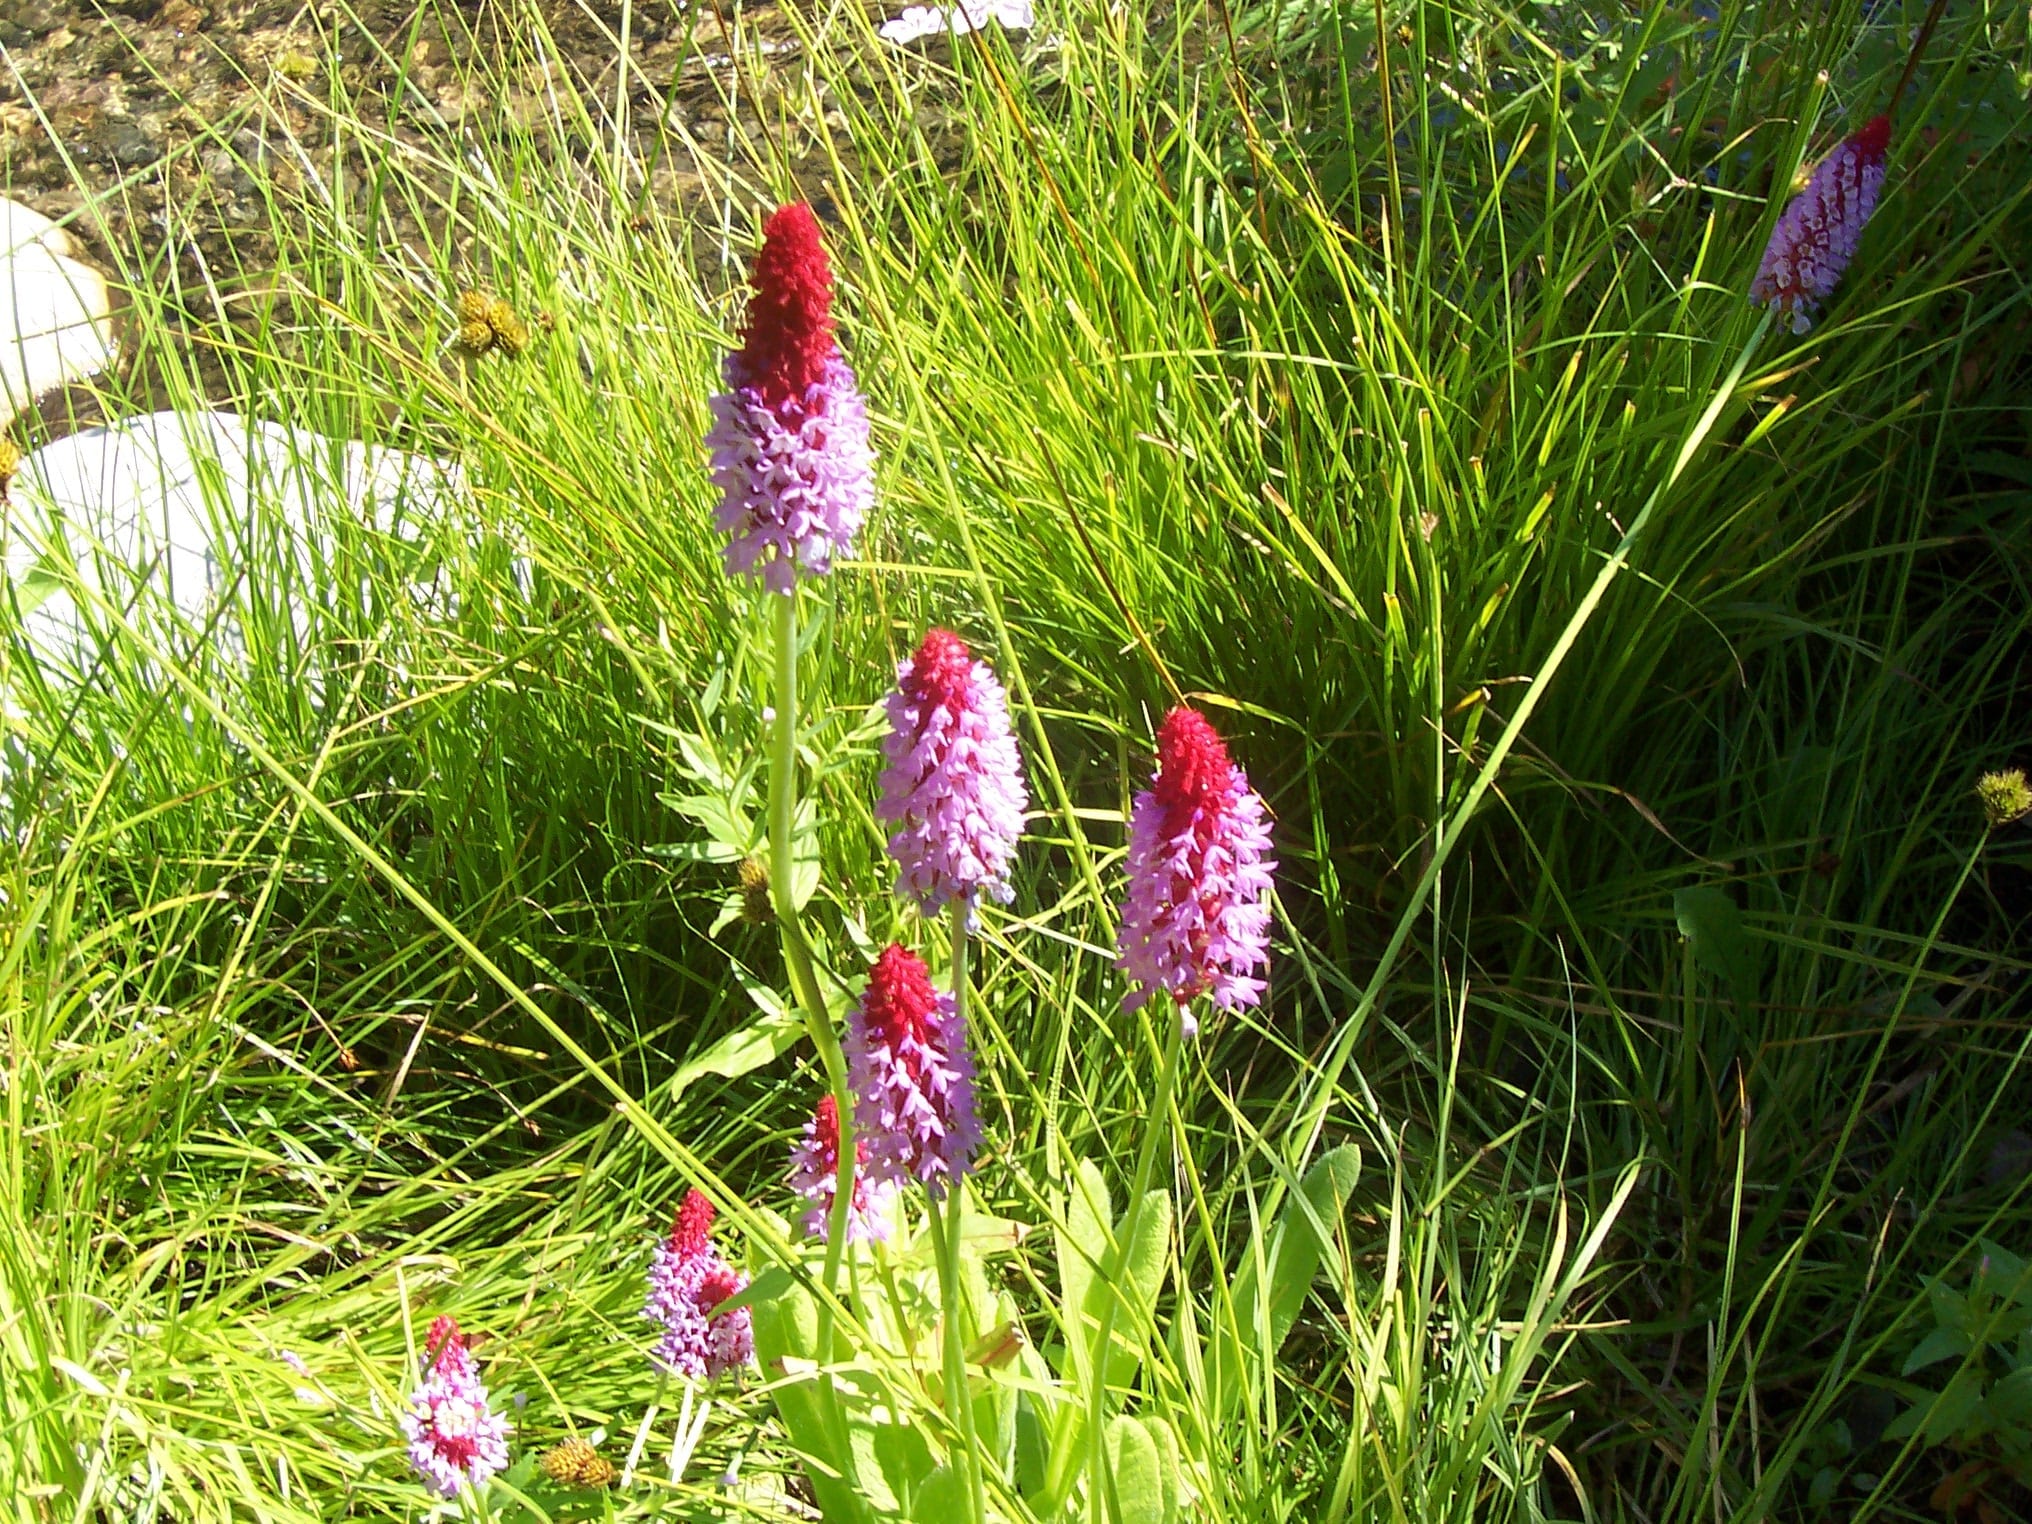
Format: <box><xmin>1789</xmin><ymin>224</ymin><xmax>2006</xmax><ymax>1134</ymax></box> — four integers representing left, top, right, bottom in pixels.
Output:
<box><xmin>401</xmin><ymin>1315</ymin><xmax>510</xmax><ymax>1499</ymax></box>
<box><xmin>877</xmin><ymin>627</ymin><xmax>1028</xmax><ymax>918</ymax></box>
<box><xmin>1115</xmin><ymin>707</ymin><xmax>1276</xmax><ymax>1033</ymax></box>
<box><xmin>847</xmin><ymin>944</ymin><xmax>981</xmax><ymax>1197</ymax></box>
<box><xmin>1750</xmin><ymin>115</ymin><xmax>1890</xmax><ymax>334</ymax></box>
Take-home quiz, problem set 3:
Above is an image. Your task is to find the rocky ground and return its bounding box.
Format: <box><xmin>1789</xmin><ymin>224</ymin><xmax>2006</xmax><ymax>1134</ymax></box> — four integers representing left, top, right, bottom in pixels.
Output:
<box><xmin>1</xmin><ymin>0</ymin><xmax>878</xmax><ymax>434</ymax></box>
<box><xmin>0</xmin><ymin>0</ymin><xmax>808</xmax><ymax>246</ymax></box>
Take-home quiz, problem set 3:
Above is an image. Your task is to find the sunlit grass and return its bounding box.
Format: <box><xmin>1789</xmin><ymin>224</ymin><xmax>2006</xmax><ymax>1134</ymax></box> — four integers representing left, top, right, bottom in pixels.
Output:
<box><xmin>2</xmin><ymin>0</ymin><xmax>2028</xmax><ymax>1516</ymax></box>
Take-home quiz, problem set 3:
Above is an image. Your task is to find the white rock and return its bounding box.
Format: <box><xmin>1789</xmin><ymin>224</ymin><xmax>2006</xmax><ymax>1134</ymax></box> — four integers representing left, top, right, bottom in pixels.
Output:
<box><xmin>3</xmin><ymin>409</ymin><xmax>477</xmax><ymax>677</ymax></box>
<box><xmin>1</xmin><ymin>198</ymin><xmax>118</xmax><ymax>422</ymax></box>
<box><xmin>879</xmin><ymin>0</ymin><xmax>1033</xmax><ymax>44</ymax></box>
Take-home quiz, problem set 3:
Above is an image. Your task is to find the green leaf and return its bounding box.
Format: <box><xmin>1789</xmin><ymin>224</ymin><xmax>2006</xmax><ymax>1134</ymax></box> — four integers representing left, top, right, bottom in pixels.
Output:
<box><xmin>911</xmin><ymin>1464</ymin><xmax>967</xmax><ymax>1523</ymax></box>
<box><xmin>709</xmin><ymin>891</ymin><xmax>747</xmax><ymax>937</ymax></box>
<box><xmin>791</xmin><ymin>855</ymin><xmax>822</xmax><ymax>913</ymax></box>
<box><xmin>1196</xmin><ymin>1144</ymin><xmax>1361</xmax><ymax>1434</ymax></box>
<box><xmin>1979</xmin><ymin>1239</ymin><xmax>2031</xmax><ymax>1298</ymax></box>
<box><xmin>646</xmin><ymin>838</ymin><xmax>741</xmax><ymax>865</ymax></box>
<box><xmin>1015</xmin><ymin>1395</ymin><xmax>1052</xmax><ymax>1501</ymax></box>
<box><xmin>661</xmin><ymin>791</ymin><xmax>755</xmax><ymax>854</ymax></box>
<box><xmin>10</xmin><ymin>565</ymin><xmax>67</xmax><ymax>620</ymax></box>
<box><xmin>1039</xmin><ymin>1160</ymin><xmax>1116</xmax><ymax>1513</ymax></box>
<box><xmin>791</xmin><ymin>797</ymin><xmax>822</xmax><ymax>910</ymax></box>
<box><xmin>1057</xmin><ymin>1159</ymin><xmax>1113</xmax><ymax>1381</ymax></box>
<box><xmin>1990</xmin><ymin>1369</ymin><xmax>2032</xmax><ymax>1426</ymax></box>
<box><xmin>664</xmin><ymin>1002</ymin><xmax>802</xmax><ymax>1101</ymax></box>
<box><xmin>1904</xmin><ymin>1325</ymin><xmax>1973</xmax><ymax>1376</ymax></box>
<box><xmin>1105</xmin><ymin>1414</ymin><xmax>1166</xmax><ymax>1524</ymax></box>
<box><xmin>674</xmin><ymin>731</ymin><xmax>729</xmax><ymax>791</ymax></box>
<box><xmin>1264</xmin><ymin>1146</ymin><xmax>1361</xmax><ymax>1349</ymax></box>
<box><xmin>1809</xmin><ymin>1466</ymin><xmax>1839</xmax><ymax>1506</ymax></box>
<box><xmin>1929</xmin><ymin>1279</ymin><xmax>1972</xmax><ymax>1335</ymax></box>
<box><xmin>1097</xmin><ymin>1189</ymin><xmax>1172</xmax><ymax>1387</ymax></box>
<box><xmin>1881</xmin><ymin>1402</ymin><xmax>1926</xmax><ymax>1442</ymax></box>
<box><xmin>748</xmin><ymin>1273</ymin><xmax>874</xmax><ymax>1523</ymax></box>
<box><xmin>699</xmin><ymin>663</ymin><xmax>727</xmax><ymax>718</ymax></box>
<box><xmin>1140</xmin><ymin>1414</ymin><xmax>1182</xmax><ymax>1523</ymax></box>
<box><xmin>960</xmin><ymin>1211</ymin><xmax>1029</xmax><ymax>1256</ymax></box>
<box><xmin>868</xmin><ymin>1419</ymin><xmax>937</xmax><ymax>1514</ymax></box>
<box><xmin>1118</xmin><ymin>1189</ymin><xmax>1173</xmax><ymax>1319</ymax></box>
<box><xmin>1922</xmin><ymin>1369</ymin><xmax>1988</xmax><ymax>1445</ymax></box>
<box><xmin>1673</xmin><ymin>886</ymin><xmax>1757</xmax><ymax>1010</ymax></box>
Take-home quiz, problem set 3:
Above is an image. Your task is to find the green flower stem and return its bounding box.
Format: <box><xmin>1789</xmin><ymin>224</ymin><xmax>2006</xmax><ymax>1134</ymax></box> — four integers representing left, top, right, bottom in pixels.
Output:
<box><xmin>942</xmin><ymin>899</ymin><xmax>988</xmax><ymax>1524</ymax></box>
<box><xmin>1085</xmin><ymin>1007</ymin><xmax>1184</xmax><ymax>1523</ymax></box>
<box><xmin>927</xmin><ymin>1186</ymin><xmax>986</xmax><ymax>1524</ymax></box>
<box><xmin>767</xmin><ymin>590</ymin><xmax>856</xmax><ymax>1348</ymax></box>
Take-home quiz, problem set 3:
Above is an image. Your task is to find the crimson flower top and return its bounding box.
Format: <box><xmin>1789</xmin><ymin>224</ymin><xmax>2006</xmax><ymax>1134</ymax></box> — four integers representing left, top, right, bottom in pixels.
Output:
<box><xmin>668</xmin><ymin>1188</ymin><xmax>716</xmax><ymax>1260</ymax></box>
<box><xmin>425</xmin><ymin>1314</ymin><xmax>468</xmax><ymax>1373</ymax></box>
<box><xmin>735</xmin><ymin>203</ymin><xmax>837</xmax><ymax>405</ymax></box>
<box><xmin>863</xmin><ymin>942</ymin><xmax>940</xmax><ymax>1050</ymax></box>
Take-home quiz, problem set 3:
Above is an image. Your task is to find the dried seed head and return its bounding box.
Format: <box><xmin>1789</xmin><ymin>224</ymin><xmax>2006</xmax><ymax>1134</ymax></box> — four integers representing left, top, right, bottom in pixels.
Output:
<box><xmin>738</xmin><ymin>856</ymin><xmax>773</xmax><ymax>923</ymax></box>
<box><xmin>0</xmin><ymin>437</ymin><xmax>19</xmax><ymax>501</ymax></box>
<box><xmin>485</xmin><ymin>297</ymin><xmax>529</xmax><ymax>356</ymax></box>
<box><xmin>456</xmin><ymin>288</ymin><xmax>492</xmax><ymax>324</ymax></box>
<box><xmin>539</xmin><ymin>1437</ymin><xmax>616</xmax><ymax>1489</ymax></box>
<box><xmin>457</xmin><ymin>318</ymin><xmax>495</xmax><ymax>355</ymax></box>
<box><xmin>1976</xmin><ymin>768</ymin><xmax>2032</xmax><ymax>829</ymax></box>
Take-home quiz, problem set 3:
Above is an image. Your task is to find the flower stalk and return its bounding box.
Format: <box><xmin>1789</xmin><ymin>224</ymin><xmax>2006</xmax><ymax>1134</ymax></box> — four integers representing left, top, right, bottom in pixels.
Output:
<box><xmin>937</xmin><ymin>898</ymin><xmax>987</xmax><ymax>1524</ymax></box>
<box><xmin>768</xmin><ymin>588</ymin><xmax>860</xmax><ymax>1345</ymax></box>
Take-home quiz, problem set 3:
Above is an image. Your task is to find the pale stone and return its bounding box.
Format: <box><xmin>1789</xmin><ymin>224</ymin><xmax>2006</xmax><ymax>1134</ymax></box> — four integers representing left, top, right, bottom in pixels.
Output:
<box><xmin>1</xmin><ymin>198</ymin><xmax>117</xmax><ymax>421</ymax></box>
<box><xmin>879</xmin><ymin>0</ymin><xmax>1032</xmax><ymax>43</ymax></box>
<box><xmin>3</xmin><ymin>409</ymin><xmax>477</xmax><ymax>676</ymax></box>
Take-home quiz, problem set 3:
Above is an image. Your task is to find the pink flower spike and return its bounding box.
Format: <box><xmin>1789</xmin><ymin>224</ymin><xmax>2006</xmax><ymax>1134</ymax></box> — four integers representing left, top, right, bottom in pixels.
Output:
<box><xmin>848</xmin><ymin>945</ymin><xmax>981</xmax><ymax>1197</ymax></box>
<box><xmin>401</xmin><ymin>1316</ymin><xmax>510</xmax><ymax>1499</ymax></box>
<box><xmin>1750</xmin><ymin>115</ymin><xmax>1890</xmax><ymax>334</ymax></box>
<box><xmin>704</xmin><ymin>203</ymin><xmax>876</xmax><ymax>592</ymax></box>
<box><xmin>878</xmin><ymin>628</ymin><xmax>1029</xmax><ymax>919</ymax></box>
<box><xmin>788</xmin><ymin>1093</ymin><xmax>900</xmax><ymax>1243</ymax></box>
<box><xmin>644</xmin><ymin>1189</ymin><xmax>755</xmax><ymax>1380</ymax></box>
<box><xmin>1115</xmin><ymin>708</ymin><xmax>1277</xmax><ymax>1034</ymax></box>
